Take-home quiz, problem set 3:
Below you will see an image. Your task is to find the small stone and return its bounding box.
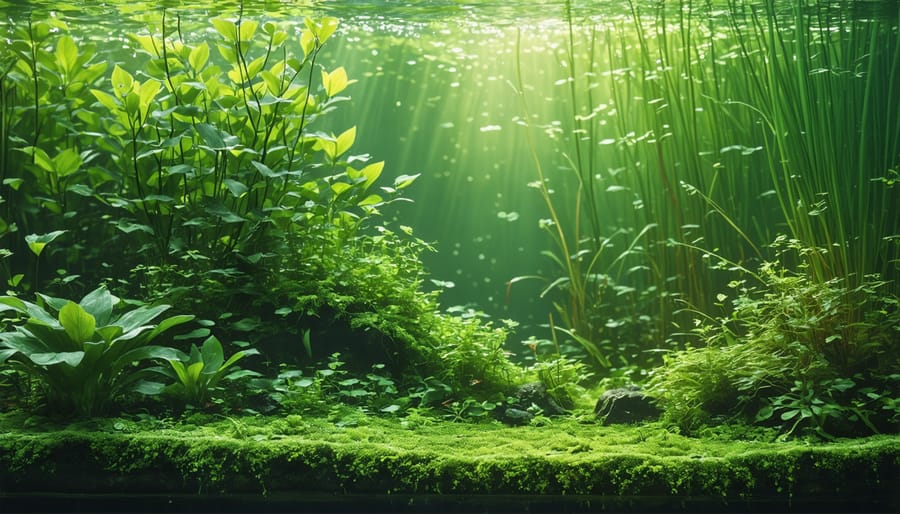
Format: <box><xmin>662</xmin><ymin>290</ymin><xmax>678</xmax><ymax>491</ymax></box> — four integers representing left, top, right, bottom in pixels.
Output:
<box><xmin>514</xmin><ymin>382</ymin><xmax>569</xmax><ymax>416</ymax></box>
<box><xmin>501</xmin><ymin>408</ymin><xmax>534</xmax><ymax>426</ymax></box>
<box><xmin>594</xmin><ymin>386</ymin><xmax>660</xmax><ymax>425</ymax></box>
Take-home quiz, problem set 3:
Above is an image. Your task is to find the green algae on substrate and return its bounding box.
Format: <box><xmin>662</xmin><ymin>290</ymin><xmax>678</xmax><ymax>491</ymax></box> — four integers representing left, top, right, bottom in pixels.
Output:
<box><xmin>0</xmin><ymin>414</ymin><xmax>896</xmax><ymax>505</ymax></box>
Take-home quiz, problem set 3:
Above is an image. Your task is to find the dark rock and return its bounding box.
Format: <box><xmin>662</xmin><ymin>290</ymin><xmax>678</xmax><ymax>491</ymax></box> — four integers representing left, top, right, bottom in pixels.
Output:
<box><xmin>500</xmin><ymin>408</ymin><xmax>534</xmax><ymax>426</ymax></box>
<box><xmin>594</xmin><ymin>386</ymin><xmax>660</xmax><ymax>425</ymax></box>
<box><xmin>514</xmin><ymin>382</ymin><xmax>569</xmax><ymax>416</ymax></box>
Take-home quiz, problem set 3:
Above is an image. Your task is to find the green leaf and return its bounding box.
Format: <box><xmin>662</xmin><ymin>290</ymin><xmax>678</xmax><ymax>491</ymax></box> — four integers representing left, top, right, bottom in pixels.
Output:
<box><xmin>211</xmin><ymin>18</ymin><xmax>237</xmax><ymax>40</ymax></box>
<box><xmin>195</xmin><ymin>123</ymin><xmax>228</xmax><ymax>150</ymax></box>
<box><xmin>304</xmin><ymin>17</ymin><xmax>339</xmax><ymax>45</ymax></box>
<box><xmin>139</xmin><ymin>79</ymin><xmax>161</xmax><ymax>111</ymax></box>
<box><xmin>223</xmin><ymin>179</ymin><xmax>248</xmax><ymax>198</ymax></box>
<box><xmin>133</xmin><ymin>380</ymin><xmax>166</xmax><ymax>395</ymax></box>
<box><xmin>169</xmin><ymin>360</ymin><xmax>190</xmax><ymax>385</ymax></box>
<box><xmin>780</xmin><ymin>409</ymin><xmax>800</xmax><ymax>421</ymax></box>
<box><xmin>322</xmin><ymin>66</ymin><xmax>355</xmax><ymax>97</ymax></box>
<box><xmin>335</xmin><ymin>126</ymin><xmax>356</xmax><ymax>158</ymax></box>
<box><xmin>250</xmin><ymin>160</ymin><xmax>279</xmax><ymax>178</ymax></box>
<box><xmin>53</xmin><ymin>148</ymin><xmax>83</xmax><ymax>177</ymax></box>
<box><xmin>302</xmin><ymin>329</ymin><xmax>312</xmax><ymax>358</ymax></box>
<box><xmin>91</xmin><ymin>89</ymin><xmax>120</xmax><ymax>111</ymax></box>
<box><xmin>3</xmin><ymin>178</ymin><xmax>24</xmax><ymax>191</ymax></box>
<box><xmin>186</xmin><ymin>361</ymin><xmax>204</xmax><ymax>382</ymax></box>
<box><xmin>200</xmin><ymin>336</ymin><xmax>225</xmax><ymax>374</ymax></box>
<box><xmin>25</xmin><ymin>230</ymin><xmax>67</xmax><ymax>257</ymax></box>
<box><xmin>55</xmin><ymin>35</ymin><xmax>78</xmax><ymax>75</ymax></box>
<box><xmin>30</xmin><ymin>350</ymin><xmax>84</xmax><ymax>367</ymax></box>
<box><xmin>206</xmin><ymin>203</ymin><xmax>246</xmax><ymax>223</ymax></box>
<box><xmin>113</xmin><ymin>220</ymin><xmax>154</xmax><ymax>234</ymax></box>
<box><xmin>188</xmin><ymin>42</ymin><xmax>210</xmax><ymax>70</ymax></box>
<box><xmin>59</xmin><ymin>301</ymin><xmax>96</xmax><ymax>344</ymax></box>
<box><xmin>393</xmin><ymin>173</ymin><xmax>420</xmax><ymax>189</ymax></box>
<box><xmin>111</xmin><ymin>64</ymin><xmax>134</xmax><ymax>99</ymax></box>
<box><xmin>358</xmin><ymin>194</ymin><xmax>383</xmax><ymax>207</ymax></box>
<box><xmin>238</xmin><ymin>20</ymin><xmax>259</xmax><ymax>42</ymax></box>
<box><xmin>80</xmin><ymin>286</ymin><xmax>117</xmax><ymax>327</ymax></box>
<box><xmin>18</xmin><ymin>146</ymin><xmax>54</xmax><ymax>172</ymax></box>
<box><xmin>114</xmin><ymin>304</ymin><xmax>170</xmax><ymax>334</ymax></box>
<box><xmin>359</xmin><ymin>161</ymin><xmax>384</xmax><ymax>190</ymax></box>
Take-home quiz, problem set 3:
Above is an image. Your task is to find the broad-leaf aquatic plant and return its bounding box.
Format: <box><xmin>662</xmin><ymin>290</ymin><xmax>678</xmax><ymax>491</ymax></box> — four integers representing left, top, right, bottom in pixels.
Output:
<box><xmin>148</xmin><ymin>335</ymin><xmax>259</xmax><ymax>409</ymax></box>
<box><xmin>0</xmin><ymin>286</ymin><xmax>192</xmax><ymax>417</ymax></box>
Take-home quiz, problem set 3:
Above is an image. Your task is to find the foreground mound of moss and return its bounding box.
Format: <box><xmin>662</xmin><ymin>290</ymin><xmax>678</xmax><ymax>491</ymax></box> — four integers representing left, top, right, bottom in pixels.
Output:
<box><xmin>0</xmin><ymin>413</ymin><xmax>896</xmax><ymax>512</ymax></box>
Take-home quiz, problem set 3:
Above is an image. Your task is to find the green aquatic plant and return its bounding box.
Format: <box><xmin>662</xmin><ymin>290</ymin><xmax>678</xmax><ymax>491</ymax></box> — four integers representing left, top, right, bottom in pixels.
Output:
<box><xmin>0</xmin><ymin>285</ymin><xmax>192</xmax><ymax>417</ymax></box>
<box><xmin>513</xmin><ymin>0</ymin><xmax>898</xmax><ymax>380</ymax></box>
<box><xmin>148</xmin><ymin>335</ymin><xmax>259</xmax><ymax>409</ymax></box>
<box><xmin>511</xmin><ymin>13</ymin><xmax>660</xmax><ymax>371</ymax></box>
<box><xmin>647</xmin><ymin>254</ymin><xmax>900</xmax><ymax>437</ymax></box>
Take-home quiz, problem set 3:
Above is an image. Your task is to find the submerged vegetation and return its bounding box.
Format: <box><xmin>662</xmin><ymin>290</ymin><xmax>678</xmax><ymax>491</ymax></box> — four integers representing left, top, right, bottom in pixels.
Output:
<box><xmin>0</xmin><ymin>9</ymin><xmax>520</xmax><ymax>423</ymax></box>
<box><xmin>512</xmin><ymin>0</ymin><xmax>899</xmax><ymax>436</ymax></box>
<box><xmin>0</xmin><ymin>4</ymin><xmax>897</xmax><ymax>505</ymax></box>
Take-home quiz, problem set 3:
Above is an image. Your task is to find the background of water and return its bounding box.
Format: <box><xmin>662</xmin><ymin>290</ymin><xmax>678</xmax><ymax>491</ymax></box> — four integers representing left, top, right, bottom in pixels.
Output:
<box><xmin>2</xmin><ymin>0</ymin><xmax>897</xmax><ymax>349</ymax></box>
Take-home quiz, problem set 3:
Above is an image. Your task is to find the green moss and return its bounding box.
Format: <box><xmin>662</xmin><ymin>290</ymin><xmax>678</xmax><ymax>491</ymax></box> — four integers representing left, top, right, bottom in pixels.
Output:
<box><xmin>0</xmin><ymin>413</ymin><xmax>896</xmax><ymax>509</ymax></box>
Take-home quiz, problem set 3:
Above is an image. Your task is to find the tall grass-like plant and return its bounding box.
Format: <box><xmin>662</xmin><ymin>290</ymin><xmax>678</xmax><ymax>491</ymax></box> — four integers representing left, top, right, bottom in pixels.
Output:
<box><xmin>511</xmin><ymin>14</ymin><xmax>660</xmax><ymax>370</ymax></box>
<box><xmin>515</xmin><ymin>0</ymin><xmax>898</xmax><ymax>373</ymax></box>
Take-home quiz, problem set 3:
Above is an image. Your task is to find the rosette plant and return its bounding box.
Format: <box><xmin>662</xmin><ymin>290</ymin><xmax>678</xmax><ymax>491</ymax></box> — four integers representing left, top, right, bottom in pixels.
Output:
<box><xmin>151</xmin><ymin>335</ymin><xmax>258</xmax><ymax>409</ymax></box>
<box><xmin>0</xmin><ymin>285</ymin><xmax>192</xmax><ymax>417</ymax></box>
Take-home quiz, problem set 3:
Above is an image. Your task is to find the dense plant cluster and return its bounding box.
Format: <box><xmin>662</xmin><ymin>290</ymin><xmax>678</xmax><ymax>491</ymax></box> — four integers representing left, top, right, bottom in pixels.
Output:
<box><xmin>0</xmin><ymin>13</ymin><xmax>522</xmax><ymax>421</ymax></box>
<box><xmin>646</xmin><ymin>253</ymin><xmax>900</xmax><ymax>437</ymax></box>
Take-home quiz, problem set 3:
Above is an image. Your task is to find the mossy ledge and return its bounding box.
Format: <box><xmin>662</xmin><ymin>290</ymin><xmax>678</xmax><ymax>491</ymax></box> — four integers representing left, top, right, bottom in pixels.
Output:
<box><xmin>0</xmin><ymin>416</ymin><xmax>896</xmax><ymax>512</ymax></box>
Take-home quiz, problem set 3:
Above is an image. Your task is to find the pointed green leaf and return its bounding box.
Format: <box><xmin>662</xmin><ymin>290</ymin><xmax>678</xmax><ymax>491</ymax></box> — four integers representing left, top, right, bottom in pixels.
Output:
<box><xmin>360</xmin><ymin>160</ymin><xmax>384</xmax><ymax>190</ymax></box>
<box><xmin>111</xmin><ymin>64</ymin><xmax>134</xmax><ymax>99</ymax></box>
<box><xmin>114</xmin><ymin>304</ymin><xmax>170</xmax><ymax>334</ymax></box>
<box><xmin>195</xmin><ymin>123</ymin><xmax>227</xmax><ymax>150</ymax></box>
<box><xmin>25</xmin><ymin>230</ymin><xmax>67</xmax><ymax>257</ymax></box>
<box><xmin>200</xmin><ymin>336</ymin><xmax>225</xmax><ymax>374</ymax></box>
<box><xmin>133</xmin><ymin>380</ymin><xmax>166</xmax><ymax>395</ymax></box>
<box><xmin>322</xmin><ymin>66</ymin><xmax>355</xmax><ymax>97</ymax></box>
<box><xmin>335</xmin><ymin>126</ymin><xmax>356</xmax><ymax>158</ymax></box>
<box><xmin>188</xmin><ymin>42</ymin><xmax>210</xmax><ymax>70</ymax></box>
<box><xmin>59</xmin><ymin>301</ymin><xmax>96</xmax><ymax>344</ymax></box>
<box><xmin>55</xmin><ymin>35</ymin><xmax>78</xmax><ymax>74</ymax></box>
<box><xmin>97</xmin><ymin>325</ymin><xmax>124</xmax><ymax>343</ymax></box>
<box><xmin>91</xmin><ymin>88</ymin><xmax>120</xmax><ymax>111</ymax></box>
<box><xmin>18</xmin><ymin>146</ymin><xmax>54</xmax><ymax>172</ymax></box>
<box><xmin>304</xmin><ymin>17</ymin><xmax>339</xmax><ymax>45</ymax></box>
<box><xmin>186</xmin><ymin>361</ymin><xmax>204</xmax><ymax>382</ymax></box>
<box><xmin>139</xmin><ymin>79</ymin><xmax>161</xmax><ymax>111</ymax></box>
<box><xmin>0</xmin><ymin>348</ymin><xmax>18</xmax><ymax>363</ymax></box>
<box><xmin>393</xmin><ymin>173</ymin><xmax>420</xmax><ymax>189</ymax></box>
<box><xmin>80</xmin><ymin>286</ymin><xmax>117</xmax><ymax>326</ymax></box>
<box><xmin>53</xmin><ymin>148</ymin><xmax>83</xmax><ymax>177</ymax></box>
<box><xmin>238</xmin><ymin>20</ymin><xmax>259</xmax><ymax>42</ymax></box>
<box><xmin>223</xmin><ymin>179</ymin><xmax>248</xmax><ymax>198</ymax></box>
<box><xmin>169</xmin><ymin>360</ymin><xmax>190</xmax><ymax>385</ymax></box>
<box><xmin>358</xmin><ymin>194</ymin><xmax>383</xmax><ymax>207</ymax></box>
<box><xmin>146</xmin><ymin>314</ymin><xmax>195</xmax><ymax>341</ymax></box>
<box><xmin>211</xmin><ymin>18</ymin><xmax>237</xmax><ymax>40</ymax></box>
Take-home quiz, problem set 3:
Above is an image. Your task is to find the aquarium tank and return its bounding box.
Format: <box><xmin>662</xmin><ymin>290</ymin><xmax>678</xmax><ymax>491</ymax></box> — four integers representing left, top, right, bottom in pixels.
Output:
<box><xmin>0</xmin><ymin>0</ymin><xmax>897</xmax><ymax>512</ymax></box>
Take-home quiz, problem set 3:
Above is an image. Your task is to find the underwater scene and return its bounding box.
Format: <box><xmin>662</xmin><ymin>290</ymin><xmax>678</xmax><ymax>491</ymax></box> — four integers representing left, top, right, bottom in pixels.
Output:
<box><xmin>0</xmin><ymin>0</ymin><xmax>897</xmax><ymax>512</ymax></box>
